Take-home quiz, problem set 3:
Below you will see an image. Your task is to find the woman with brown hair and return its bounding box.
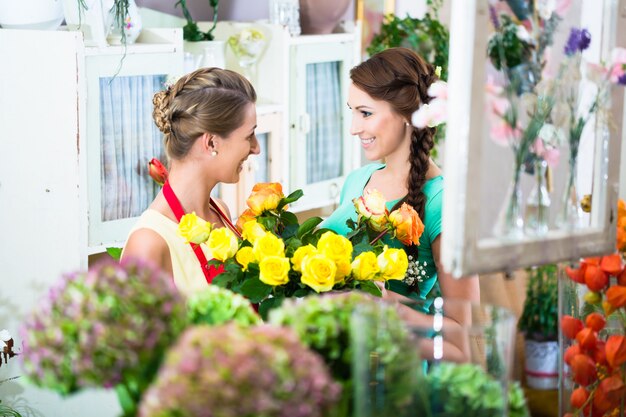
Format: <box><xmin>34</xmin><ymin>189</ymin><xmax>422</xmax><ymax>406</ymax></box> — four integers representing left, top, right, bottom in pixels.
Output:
<box><xmin>122</xmin><ymin>67</ymin><xmax>260</xmax><ymax>297</ymax></box>
<box><xmin>323</xmin><ymin>48</ymin><xmax>479</xmax><ymax>358</ymax></box>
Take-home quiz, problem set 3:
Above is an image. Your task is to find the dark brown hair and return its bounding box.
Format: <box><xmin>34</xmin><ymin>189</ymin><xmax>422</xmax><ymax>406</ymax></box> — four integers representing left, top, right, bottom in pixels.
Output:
<box><xmin>350</xmin><ymin>47</ymin><xmax>438</xmax><ymax>223</ymax></box>
<box><xmin>153</xmin><ymin>67</ymin><xmax>257</xmax><ymax>160</ymax></box>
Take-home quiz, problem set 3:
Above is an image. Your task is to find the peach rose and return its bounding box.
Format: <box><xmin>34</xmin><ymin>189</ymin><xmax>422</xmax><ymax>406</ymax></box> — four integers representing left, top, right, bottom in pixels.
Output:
<box><xmin>246</xmin><ymin>183</ymin><xmax>285</xmax><ymax>215</ymax></box>
<box><xmin>388</xmin><ymin>203</ymin><xmax>425</xmax><ymax>246</ymax></box>
<box><xmin>353</xmin><ymin>189</ymin><xmax>388</xmax><ymax>232</ymax></box>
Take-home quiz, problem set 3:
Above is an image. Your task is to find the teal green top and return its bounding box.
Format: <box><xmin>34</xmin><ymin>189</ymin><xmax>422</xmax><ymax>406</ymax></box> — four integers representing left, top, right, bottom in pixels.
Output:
<box><xmin>321</xmin><ymin>163</ymin><xmax>444</xmax><ymax>301</ymax></box>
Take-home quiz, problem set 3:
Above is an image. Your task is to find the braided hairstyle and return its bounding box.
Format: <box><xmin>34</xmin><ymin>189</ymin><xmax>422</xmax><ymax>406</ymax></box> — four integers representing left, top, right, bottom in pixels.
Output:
<box><xmin>350</xmin><ymin>47</ymin><xmax>438</xmax><ymax>223</ymax></box>
<box><xmin>153</xmin><ymin>67</ymin><xmax>257</xmax><ymax>160</ymax></box>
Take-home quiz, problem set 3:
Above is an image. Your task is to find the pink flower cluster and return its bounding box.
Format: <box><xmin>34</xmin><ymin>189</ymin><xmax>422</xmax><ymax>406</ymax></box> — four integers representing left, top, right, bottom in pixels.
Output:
<box><xmin>19</xmin><ymin>258</ymin><xmax>187</xmax><ymax>394</ymax></box>
<box><xmin>139</xmin><ymin>324</ymin><xmax>341</xmax><ymax>417</ymax></box>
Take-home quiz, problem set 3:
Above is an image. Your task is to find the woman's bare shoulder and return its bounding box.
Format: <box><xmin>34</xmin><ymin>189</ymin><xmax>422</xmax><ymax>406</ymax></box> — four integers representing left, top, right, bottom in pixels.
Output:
<box><xmin>122</xmin><ymin>228</ymin><xmax>170</xmax><ymax>268</ymax></box>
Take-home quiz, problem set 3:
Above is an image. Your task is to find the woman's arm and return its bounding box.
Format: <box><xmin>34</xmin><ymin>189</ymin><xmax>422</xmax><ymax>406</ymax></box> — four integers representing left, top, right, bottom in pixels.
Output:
<box><xmin>122</xmin><ymin>228</ymin><xmax>172</xmax><ymax>276</ymax></box>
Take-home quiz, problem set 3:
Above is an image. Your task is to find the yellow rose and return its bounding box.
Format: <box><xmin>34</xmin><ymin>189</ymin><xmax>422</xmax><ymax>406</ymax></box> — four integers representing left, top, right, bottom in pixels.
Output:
<box><xmin>246</xmin><ymin>182</ymin><xmax>285</xmax><ymax>215</ymax></box>
<box><xmin>178</xmin><ymin>212</ymin><xmax>212</xmax><ymax>244</ymax></box>
<box><xmin>317</xmin><ymin>232</ymin><xmax>353</xmax><ymax>264</ymax></box>
<box><xmin>241</xmin><ymin>220</ymin><xmax>266</xmax><ymax>244</ymax></box>
<box><xmin>388</xmin><ymin>203</ymin><xmax>424</xmax><ymax>246</ymax></box>
<box><xmin>351</xmin><ymin>252</ymin><xmax>380</xmax><ymax>281</ymax></box>
<box><xmin>353</xmin><ymin>189</ymin><xmax>389</xmax><ymax>232</ymax></box>
<box><xmin>259</xmin><ymin>256</ymin><xmax>291</xmax><ymax>286</ymax></box>
<box><xmin>291</xmin><ymin>244</ymin><xmax>318</xmax><ymax>272</ymax></box>
<box><xmin>334</xmin><ymin>258</ymin><xmax>352</xmax><ymax>283</ymax></box>
<box><xmin>252</xmin><ymin>232</ymin><xmax>285</xmax><ymax>261</ymax></box>
<box><xmin>236</xmin><ymin>208</ymin><xmax>256</xmax><ymax>233</ymax></box>
<box><xmin>300</xmin><ymin>254</ymin><xmax>336</xmax><ymax>293</ymax></box>
<box><xmin>235</xmin><ymin>246</ymin><xmax>255</xmax><ymax>271</ymax></box>
<box><xmin>377</xmin><ymin>246</ymin><xmax>409</xmax><ymax>281</ymax></box>
<box><xmin>206</xmin><ymin>227</ymin><xmax>239</xmax><ymax>262</ymax></box>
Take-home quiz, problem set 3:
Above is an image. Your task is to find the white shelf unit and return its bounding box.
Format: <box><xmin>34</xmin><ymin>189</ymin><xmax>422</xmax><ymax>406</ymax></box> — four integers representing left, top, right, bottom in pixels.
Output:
<box><xmin>0</xmin><ymin>27</ymin><xmax>184</xmax><ymax>278</ymax></box>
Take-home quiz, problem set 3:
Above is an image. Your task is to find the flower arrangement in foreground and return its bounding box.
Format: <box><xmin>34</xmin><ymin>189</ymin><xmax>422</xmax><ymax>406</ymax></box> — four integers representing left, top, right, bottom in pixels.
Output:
<box><xmin>186</xmin><ymin>285</ymin><xmax>260</xmax><ymax>327</ymax></box>
<box><xmin>178</xmin><ymin>183</ymin><xmax>422</xmax><ymax>317</ymax></box>
<box><xmin>138</xmin><ymin>324</ymin><xmax>341</xmax><ymax>417</ymax></box>
<box><xmin>19</xmin><ymin>258</ymin><xmax>188</xmax><ymax>417</ymax></box>
<box><xmin>560</xmin><ymin>202</ymin><xmax>626</xmax><ymax>417</ymax></box>
<box><xmin>269</xmin><ymin>292</ymin><xmax>416</xmax><ymax>415</ymax></box>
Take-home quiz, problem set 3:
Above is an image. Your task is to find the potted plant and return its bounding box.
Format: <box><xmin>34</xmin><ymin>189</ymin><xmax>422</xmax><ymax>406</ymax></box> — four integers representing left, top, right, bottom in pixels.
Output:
<box><xmin>175</xmin><ymin>0</ymin><xmax>226</xmax><ymax>69</ymax></box>
<box><xmin>518</xmin><ymin>264</ymin><xmax>559</xmax><ymax>390</ymax></box>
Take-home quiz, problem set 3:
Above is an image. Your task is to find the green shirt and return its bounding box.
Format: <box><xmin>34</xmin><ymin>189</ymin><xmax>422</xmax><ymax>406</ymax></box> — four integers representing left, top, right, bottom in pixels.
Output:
<box><xmin>321</xmin><ymin>163</ymin><xmax>444</xmax><ymax>300</ymax></box>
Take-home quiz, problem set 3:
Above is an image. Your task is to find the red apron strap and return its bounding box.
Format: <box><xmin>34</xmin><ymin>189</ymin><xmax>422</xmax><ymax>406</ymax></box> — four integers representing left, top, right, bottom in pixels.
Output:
<box><xmin>210</xmin><ymin>198</ymin><xmax>243</xmax><ymax>239</ymax></box>
<box><xmin>162</xmin><ymin>181</ymin><xmax>223</xmax><ymax>284</ymax></box>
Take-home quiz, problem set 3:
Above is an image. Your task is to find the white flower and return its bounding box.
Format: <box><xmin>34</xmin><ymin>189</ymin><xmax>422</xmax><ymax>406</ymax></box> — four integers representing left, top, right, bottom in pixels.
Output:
<box><xmin>0</xmin><ymin>329</ymin><xmax>11</xmax><ymax>342</ymax></box>
<box><xmin>515</xmin><ymin>25</ymin><xmax>533</xmax><ymax>43</ymax></box>
<box><xmin>536</xmin><ymin>0</ymin><xmax>556</xmax><ymax>20</ymax></box>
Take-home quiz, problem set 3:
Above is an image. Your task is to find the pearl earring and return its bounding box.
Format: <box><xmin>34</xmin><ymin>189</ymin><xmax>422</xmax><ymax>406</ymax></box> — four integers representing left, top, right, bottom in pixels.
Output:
<box><xmin>405</xmin><ymin>122</ymin><xmax>411</xmax><ymax>127</ymax></box>
<box><xmin>211</xmin><ymin>150</ymin><xmax>218</xmax><ymax>156</ymax></box>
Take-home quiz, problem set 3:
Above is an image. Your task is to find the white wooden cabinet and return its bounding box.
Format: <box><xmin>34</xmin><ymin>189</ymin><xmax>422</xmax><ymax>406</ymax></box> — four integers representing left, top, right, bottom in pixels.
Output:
<box><xmin>214</xmin><ymin>21</ymin><xmax>363</xmax><ymax>214</ymax></box>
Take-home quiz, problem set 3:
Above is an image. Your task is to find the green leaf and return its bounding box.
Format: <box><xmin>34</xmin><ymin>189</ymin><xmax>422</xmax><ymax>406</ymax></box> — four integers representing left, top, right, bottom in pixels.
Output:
<box><xmin>296</xmin><ymin>217</ymin><xmax>323</xmax><ymax>239</ymax></box>
<box><xmin>258</xmin><ymin>296</ymin><xmax>284</xmax><ymax>320</ymax></box>
<box><xmin>358</xmin><ymin>281</ymin><xmax>383</xmax><ymax>297</ymax></box>
<box><xmin>211</xmin><ymin>272</ymin><xmax>237</xmax><ymax>287</ymax></box>
<box><xmin>106</xmin><ymin>247</ymin><xmax>123</xmax><ymax>261</ymax></box>
<box><xmin>353</xmin><ymin>242</ymin><xmax>375</xmax><ymax>257</ymax></box>
<box><xmin>240</xmin><ymin>276</ymin><xmax>272</xmax><ymax>304</ymax></box>
<box><xmin>279</xmin><ymin>189</ymin><xmax>304</xmax><ymax>208</ymax></box>
<box><xmin>280</xmin><ymin>211</ymin><xmax>299</xmax><ymax>226</ymax></box>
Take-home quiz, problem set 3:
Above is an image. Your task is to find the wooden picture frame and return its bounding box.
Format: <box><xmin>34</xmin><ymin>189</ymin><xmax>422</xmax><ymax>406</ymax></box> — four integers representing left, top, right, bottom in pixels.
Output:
<box><xmin>441</xmin><ymin>0</ymin><xmax>626</xmax><ymax>277</ymax></box>
<box><xmin>355</xmin><ymin>0</ymin><xmax>395</xmax><ymax>58</ymax></box>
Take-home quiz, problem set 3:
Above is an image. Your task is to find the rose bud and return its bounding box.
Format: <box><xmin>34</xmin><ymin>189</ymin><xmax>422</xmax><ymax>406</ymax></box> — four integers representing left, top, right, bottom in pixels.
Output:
<box><xmin>148</xmin><ymin>157</ymin><xmax>168</xmax><ymax>186</ymax></box>
<box><xmin>570</xmin><ymin>354</ymin><xmax>598</xmax><ymax>386</ymax></box>
<box><xmin>561</xmin><ymin>315</ymin><xmax>584</xmax><ymax>340</ymax></box>
<box><xmin>585</xmin><ymin>312</ymin><xmax>606</xmax><ymax>332</ymax></box>
<box><xmin>605</xmin><ymin>335</ymin><xmax>626</xmax><ymax>368</ymax></box>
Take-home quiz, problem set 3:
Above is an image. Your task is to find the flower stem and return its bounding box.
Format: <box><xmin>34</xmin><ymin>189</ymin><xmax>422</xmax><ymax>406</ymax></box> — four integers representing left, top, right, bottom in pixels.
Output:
<box><xmin>370</xmin><ymin>229</ymin><xmax>388</xmax><ymax>245</ymax></box>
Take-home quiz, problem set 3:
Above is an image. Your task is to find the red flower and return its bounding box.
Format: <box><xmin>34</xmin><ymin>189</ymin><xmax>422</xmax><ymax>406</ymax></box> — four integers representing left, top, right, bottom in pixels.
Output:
<box><xmin>148</xmin><ymin>158</ymin><xmax>168</xmax><ymax>186</ymax></box>
<box><xmin>600</xmin><ymin>253</ymin><xmax>623</xmax><ymax>276</ymax></box>
<box><xmin>592</xmin><ymin>341</ymin><xmax>608</xmax><ymax>366</ymax></box>
<box><xmin>584</xmin><ymin>313</ymin><xmax>606</xmax><ymax>332</ymax></box>
<box><xmin>605</xmin><ymin>335</ymin><xmax>626</xmax><ymax>368</ymax></box>
<box><xmin>565</xmin><ymin>266</ymin><xmax>584</xmax><ymax>284</ymax></box>
<box><xmin>575</xmin><ymin>328</ymin><xmax>597</xmax><ymax>351</ymax></box>
<box><xmin>570</xmin><ymin>354</ymin><xmax>598</xmax><ymax>386</ymax></box>
<box><xmin>584</xmin><ymin>264</ymin><xmax>609</xmax><ymax>292</ymax></box>
<box><xmin>561</xmin><ymin>315</ymin><xmax>584</xmax><ymax>340</ymax></box>
<box><xmin>606</xmin><ymin>285</ymin><xmax>626</xmax><ymax>309</ymax></box>
<box><xmin>570</xmin><ymin>387</ymin><xmax>589</xmax><ymax>409</ymax></box>
<box><xmin>593</xmin><ymin>376</ymin><xmax>625</xmax><ymax>414</ymax></box>
<box><xmin>564</xmin><ymin>344</ymin><xmax>581</xmax><ymax>365</ymax></box>
<box><xmin>618</xmin><ymin>266</ymin><xmax>626</xmax><ymax>286</ymax></box>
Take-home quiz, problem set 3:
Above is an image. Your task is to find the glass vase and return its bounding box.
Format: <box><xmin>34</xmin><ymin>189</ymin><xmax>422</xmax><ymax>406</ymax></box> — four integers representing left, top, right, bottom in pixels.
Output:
<box><xmin>494</xmin><ymin>167</ymin><xmax>525</xmax><ymax>240</ymax></box>
<box><xmin>352</xmin><ymin>298</ymin><xmax>520</xmax><ymax>417</ymax></box>
<box><xmin>555</xmin><ymin>156</ymin><xmax>583</xmax><ymax>231</ymax></box>
<box><xmin>524</xmin><ymin>158</ymin><xmax>551</xmax><ymax>236</ymax></box>
<box><xmin>106</xmin><ymin>0</ymin><xmax>142</xmax><ymax>45</ymax></box>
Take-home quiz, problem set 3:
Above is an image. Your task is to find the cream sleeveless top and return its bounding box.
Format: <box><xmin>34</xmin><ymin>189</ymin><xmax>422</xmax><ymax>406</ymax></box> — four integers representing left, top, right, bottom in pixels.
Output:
<box><xmin>124</xmin><ymin>209</ymin><xmax>211</xmax><ymax>297</ymax></box>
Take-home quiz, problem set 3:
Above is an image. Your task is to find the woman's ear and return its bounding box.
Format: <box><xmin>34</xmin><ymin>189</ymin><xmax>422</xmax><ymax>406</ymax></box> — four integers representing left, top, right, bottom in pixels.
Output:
<box><xmin>201</xmin><ymin>133</ymin><xmax>217</xmax><ymax>153</ymax></box>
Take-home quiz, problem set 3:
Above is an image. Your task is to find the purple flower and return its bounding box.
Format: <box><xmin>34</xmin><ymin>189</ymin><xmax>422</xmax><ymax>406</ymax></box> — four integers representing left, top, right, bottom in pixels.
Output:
<box><xmin>489</xmin><ymin>6</ymin><xmax>500</xmax><ymax>30</ymax></box>
<box><xmin>618</xmin><ymin>73</ymin><xmax>626</xmax><ymax>85</ymax></box>
<box><xmin>564</xmin><ymin>28</ymin><xmax>592</xmax><ymax>56</ymax></box>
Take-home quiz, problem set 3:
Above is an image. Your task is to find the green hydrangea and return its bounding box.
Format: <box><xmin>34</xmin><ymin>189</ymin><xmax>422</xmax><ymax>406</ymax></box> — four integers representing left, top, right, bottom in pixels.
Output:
<box><xmin>187</xmin><ymin>286</ymin><xmax>261</xmax><ymax>327</ymax></box>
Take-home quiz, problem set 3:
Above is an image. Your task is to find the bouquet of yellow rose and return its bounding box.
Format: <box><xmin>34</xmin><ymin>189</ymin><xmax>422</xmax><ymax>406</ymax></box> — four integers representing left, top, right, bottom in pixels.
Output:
<box><xmin>178</xmin><ymin>183</ymin><xmax>410</xmax><ymax>317</ymax></box>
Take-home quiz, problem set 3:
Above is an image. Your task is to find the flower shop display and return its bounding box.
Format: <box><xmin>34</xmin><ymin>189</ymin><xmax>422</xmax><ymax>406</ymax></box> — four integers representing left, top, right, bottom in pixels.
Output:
<box><xmin>19</xmin><ymin>258</ymin><xmax>188</xmax><ymax>417</ymax></box>
<box><xmin>486</xmin><ymin>0</ymin><xmax>570</xmax><ymax>238</ymax></box>
<box><xmin>138</xmin><ymin>324</ymin><xmax>341</xmax><ymax>417</ymax></box>
<box><xmin>178</xmin><ymin>182</ymin><xmax>421</xmax><ymax>318</ymax></box>
<box><xmin>518</xmin><ymin>264</ymin><xmax>559</xmax><ymax>389</ymax></box>
<box><xmin>559</xmin><ymin>199</ymin><xmax>626</xmax><ymax>416</ymax></box>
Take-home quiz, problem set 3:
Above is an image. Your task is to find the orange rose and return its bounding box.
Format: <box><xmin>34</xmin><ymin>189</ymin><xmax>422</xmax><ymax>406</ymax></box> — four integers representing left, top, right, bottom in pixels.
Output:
<box><xmin>388</xmin><ymin>203</ymin><xmax>425</xmax><ymax>246</ymax></box>
<box><xmin>353</xmin><ymin>189</ymin><xmax>388</xmax><ymax>232</ymax></box>
<box><xmin>605</xmin><ymin>335</ymin><xmax>626</xmax><ymax>368</ymax></box>
<box><xmin>246</xmin><ymin>183</ymin><xmax>284</xmax><ymax>215</ymax></box>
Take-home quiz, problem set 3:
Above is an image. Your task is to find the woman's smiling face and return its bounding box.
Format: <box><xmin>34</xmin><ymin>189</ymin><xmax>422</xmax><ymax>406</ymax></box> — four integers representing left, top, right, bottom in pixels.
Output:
<box><xmin>347</xmin><ymin>83</ymin><xmax>409</xmax><ymax>161</ymax></box>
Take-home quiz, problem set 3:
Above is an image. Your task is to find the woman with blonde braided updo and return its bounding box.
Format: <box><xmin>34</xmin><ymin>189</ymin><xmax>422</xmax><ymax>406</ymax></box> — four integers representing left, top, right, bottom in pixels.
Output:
<box><xmin>122</xmin><ymin>68</ymin><xmax>260</xmax><ymax>296</ymax></box>
<box><xmin>322</xmin><ymin>48</ymin><xmax>479</xmax><ymax>358</ymax></box>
